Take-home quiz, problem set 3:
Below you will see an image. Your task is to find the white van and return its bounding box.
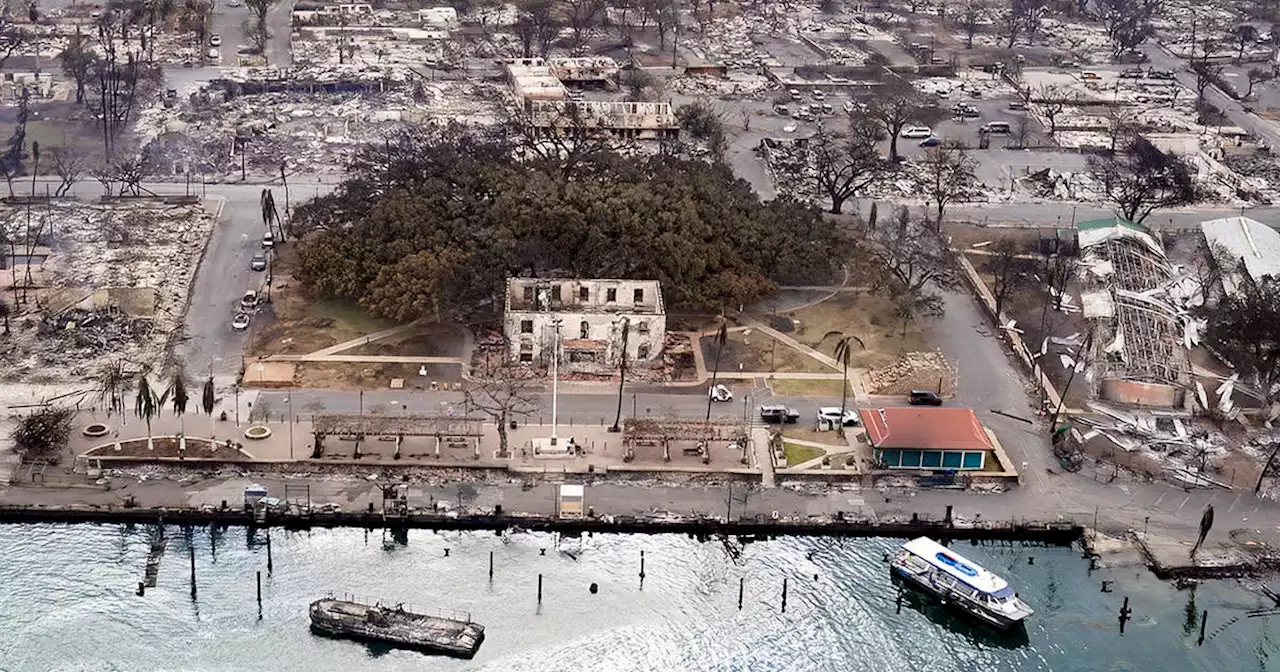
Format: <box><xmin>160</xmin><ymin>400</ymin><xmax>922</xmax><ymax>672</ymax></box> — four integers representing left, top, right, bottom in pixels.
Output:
<box><xmin>983</xmin><ymin>121</ymin><xmax>1011</xmax><ymax>135</ymax></box>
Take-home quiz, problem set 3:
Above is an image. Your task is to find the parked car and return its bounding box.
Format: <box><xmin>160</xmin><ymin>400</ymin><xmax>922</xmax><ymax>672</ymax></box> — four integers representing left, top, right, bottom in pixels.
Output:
<box><xmin>816</xmin><ymin>407</ymin><xmax>860</xmax><ymax>428</ymax></box>
<box><xmin>262</xmin><ymin>231</ymin><xmax>275</xmax><ymax>248</ymax></box>
<box><xmin>908</xmin><ymin>390</ymin><xmax>943</xmax><ymax>406</ymax></box>
<box><xmin>952</xmin><ymin>104</ymin><xmax>979</xmax><ymax>118</ymax></box>
<box><xmin>774</xmin><ymin>104</ymin><xmax>790</xmax><ymax>116</ymax></box>
<box><xmin>240</xmin><ymin>290</ymin><xmax>260</xmax><ymax>309</ymax></box>
<box><xmin>231</xmin><ymin>312</ymin><xmax>251</xmax><ymax>330</ymax></box>
<box><xmin>900</xmin><ymin>126</ymin><xmax>932</xmax><ymax>139</ymax></box>
<box><xmin>919</xmin><ymin>136</ymin><xmax>942</xmax><ymax>147</ymax></box>
<box><xmin>227</xmin><ymin>0</ymin><xmax>242</xmax><ymax>6</ymax></box>
<box><xmin>982</xmin><ymin>121</ymin><xmax>1011</xmax><ymax>135</ymax></box>
<box><xmin>1147</xmin><ymin>68</ymin><xmax>1176</xmax><ymax>80</ymax></box>
<box><xmin>250</xmin><ymin>252</ymin><xmax>267</xmax><ymax>271</ymax></box>
<box><xmin>1119</xmin><ymin>67</ymin><xmax>1145</xmax><ymax>79</ymax></box>
<box><xmin>789</xmin><ymin>88</ymin><xmax>802</xmax><ymax>101</ymax></box>
<box><xmin>760</xmin><ymin>405</ymin><xmax>800</xmax><ymax>424</ymax></box>
<box><xmin>209</xmin><ymin>34</ymin><xmax>222</xmax><ymax>47</ymax></box>
<box><xmin>709</xmin><ymin>384</ymin><xmax>733</xmax><ymax>402</ymax></box>
<box><xmin>812</xmin><ymin>89</ymin><xmax>825</xmax><ymax>100</ymax></box>
<box><xmin>783</xmin><ymin>123</ymin><xmax>798</xmax><ymax>133</ymax></box>
<box><xmin>821</xmin><ymin>103</ymin><xmax>834</xmax><ymax>114</ymax></box>
<box><xmin>1008</xmin><ymin>100</ymin><xmax>1028</xmax><ymax>111</ymax></box>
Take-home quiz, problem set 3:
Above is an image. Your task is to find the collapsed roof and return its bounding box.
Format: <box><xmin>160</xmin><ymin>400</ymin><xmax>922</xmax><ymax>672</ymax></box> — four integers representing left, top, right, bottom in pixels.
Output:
<box><xmin>1077</xmin><ymin>218</ymin><xmax>1191</xmax><ymax>392</ymax></box>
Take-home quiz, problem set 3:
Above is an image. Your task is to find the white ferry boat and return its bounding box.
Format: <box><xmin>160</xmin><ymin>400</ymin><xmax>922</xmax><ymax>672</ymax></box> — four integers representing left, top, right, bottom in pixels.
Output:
<box><xmin>890</xmin><ymin>537</ymin><xmax>1034</xmax><ymax>630</ymax></box>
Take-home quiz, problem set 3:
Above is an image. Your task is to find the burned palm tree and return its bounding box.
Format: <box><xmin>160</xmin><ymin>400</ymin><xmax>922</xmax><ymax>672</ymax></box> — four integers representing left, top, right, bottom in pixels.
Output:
<box><xmin>134</xmin><ymin>367</ymin><xmax>167</xmax><ymax>450</ymax></box>
<box><xmin>201</xmin><ymin>375</ymin><xmax>216</xmax><ymax>439</ymax></box>
<box><xmin>95</xmin><ymin>359</ymin><xmax>128</xmax><ymax>420</ymax></box>
<box><xmin>833</xmin><ymin>335</ymin><xmax>864</xmax><ymax>436</ymax></box>
<box><xmin>169</xmin><ymin>367</ymin><xmax>190</xmax><ymax>435</ymax></box>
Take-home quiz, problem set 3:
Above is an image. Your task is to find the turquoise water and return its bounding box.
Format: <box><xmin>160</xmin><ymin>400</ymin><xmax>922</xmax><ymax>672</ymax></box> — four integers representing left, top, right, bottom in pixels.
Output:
<box><xmin>0</xmin><ymin>524</ymin><xmax>1275</xmax><ymax>671</ymax></box>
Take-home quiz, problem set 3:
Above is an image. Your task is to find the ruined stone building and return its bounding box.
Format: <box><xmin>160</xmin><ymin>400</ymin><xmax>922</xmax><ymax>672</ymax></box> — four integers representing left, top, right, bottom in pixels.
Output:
<box><xmin>503</xmin><ymin>278</ymin><xmax>666</xmax><ymax>371</ymax></box>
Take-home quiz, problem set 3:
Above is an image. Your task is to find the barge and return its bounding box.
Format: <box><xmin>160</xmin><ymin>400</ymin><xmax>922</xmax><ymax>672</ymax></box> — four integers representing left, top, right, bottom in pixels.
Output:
<box><xmin>308</xmin><ymin>597</ymin><xmax>484</xmax><ymax>657</ymax></box>
<box><xmin>890</xmin><ymin>536</ymin><xmax>1034</xmax><ymax>631</ymax></box>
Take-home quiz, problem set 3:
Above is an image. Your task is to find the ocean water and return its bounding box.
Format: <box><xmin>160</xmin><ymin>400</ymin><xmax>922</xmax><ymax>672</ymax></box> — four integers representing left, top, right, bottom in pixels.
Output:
<box><xmin>0</xmin><ymin>524</ymin><xmax>1275</xmax><ymax>671</ymax></box>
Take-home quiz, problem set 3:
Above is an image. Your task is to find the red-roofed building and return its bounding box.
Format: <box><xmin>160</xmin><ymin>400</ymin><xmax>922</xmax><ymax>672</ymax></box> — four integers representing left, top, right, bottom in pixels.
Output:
<box><xmin>858</xmin><ymin>407</ymin><xmax>997</xmax><ymax>471</ymax></box>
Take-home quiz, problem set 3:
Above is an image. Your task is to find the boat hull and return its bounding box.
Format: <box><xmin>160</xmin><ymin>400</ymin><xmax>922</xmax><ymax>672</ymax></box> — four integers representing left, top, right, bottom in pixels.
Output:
<box><xmin>891</xmin><ymin>567</ymin><xmax>1028</xmax><ymax>632</ymax></box>
<box><xmin>309</xmin><ymin>620</ymin><xmax>484</xmax><ymax>658</ymax></box>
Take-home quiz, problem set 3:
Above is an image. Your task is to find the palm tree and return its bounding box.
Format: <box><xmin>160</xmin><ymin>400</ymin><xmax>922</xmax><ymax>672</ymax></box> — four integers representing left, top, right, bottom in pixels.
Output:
<box><xmin>134</xmin><ymin>368</ymin><xmax>167</xmax><ymax>450</ymax></box>
<box><xmin>833</xmin><ymin>335</ymin><xmax>864</xmax><ymax>436</ymax></box>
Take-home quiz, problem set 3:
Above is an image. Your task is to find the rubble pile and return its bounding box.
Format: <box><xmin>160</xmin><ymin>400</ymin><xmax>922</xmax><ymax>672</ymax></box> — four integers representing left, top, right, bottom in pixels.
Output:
<box><xmin>1075</xmin><ymin>402</ymin><xmax>1233</xmax><ymax>487</ymax></box>
<box><xmin>136</xmin><ymin>79</ymin><xmax>506</xmax><ymax>177</ymax></box>
<box><xmin>863</xmin><ymin>351</ymin><xmax>956</xmax><ymax>396</ymax></box>
<box><xmin>0</xmin><ymin>203</ymin><xmax>213</xmax><ymax>381</ymax></box>
<box><xmin>669</xmin><ymin>72</ymin><xmax>773</xmax><ymax>97</ymax></box>
<box><xmin>35</xmin><ymin>309</ymin><xmax>155</xmax><ymax>369</ymax></box>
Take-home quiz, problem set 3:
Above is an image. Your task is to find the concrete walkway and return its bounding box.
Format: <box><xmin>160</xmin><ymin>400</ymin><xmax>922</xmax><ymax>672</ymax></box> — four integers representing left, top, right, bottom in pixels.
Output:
<box><xmin>305</xmin><ymin>319</ymin><xmax>423</xmax><ymax>357</ymax></box>
<box><xmin>260</xmin><ymin>354</ymin><xmax>462</xmax><ymax>364</ymax></box>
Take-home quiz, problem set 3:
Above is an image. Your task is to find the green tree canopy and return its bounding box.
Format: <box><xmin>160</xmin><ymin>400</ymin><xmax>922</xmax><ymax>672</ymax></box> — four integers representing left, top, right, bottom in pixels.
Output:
<box><xmin>294</xmin><ymin>128</ymin><xmax>849</xmax><ymax>324</ymax></box>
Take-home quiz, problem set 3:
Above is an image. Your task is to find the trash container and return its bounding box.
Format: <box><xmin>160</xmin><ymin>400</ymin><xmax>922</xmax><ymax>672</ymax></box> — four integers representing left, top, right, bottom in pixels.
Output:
<box><xmin>510</xmin><ymin>420</ymin><xmax>518</xmax><ymax>429</ymax></box>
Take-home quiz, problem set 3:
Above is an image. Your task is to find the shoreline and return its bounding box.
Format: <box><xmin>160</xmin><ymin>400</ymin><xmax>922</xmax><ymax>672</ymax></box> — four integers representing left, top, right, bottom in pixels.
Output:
<box><xmin>0</xmin><ymin>502</ymin><xmax>1082</xmax><ymax>544</ymax></box>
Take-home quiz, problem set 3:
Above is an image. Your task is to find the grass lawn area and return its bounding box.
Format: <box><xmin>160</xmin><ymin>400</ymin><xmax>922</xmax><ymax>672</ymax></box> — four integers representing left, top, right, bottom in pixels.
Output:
<box><xmin>782</xmin><ymin>441</ymin><xmax>826</xmax><ymax>467</ymax></box>
<box><xmin>768</xmin><ymin>377</ymin><xmax>848</xmax><ymax>397</ymax></box>
<box><xmin>781</xmin><ymin>292</ymin><xmax>927</xmax><ymax>370</ymax></box>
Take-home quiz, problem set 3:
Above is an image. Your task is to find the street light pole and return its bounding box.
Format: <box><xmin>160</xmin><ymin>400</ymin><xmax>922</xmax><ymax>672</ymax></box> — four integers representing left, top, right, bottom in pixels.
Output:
<box><xmin>610</xmin><ymin>317</ymin><xmax>629</xmax><ymax>433</ymax></box>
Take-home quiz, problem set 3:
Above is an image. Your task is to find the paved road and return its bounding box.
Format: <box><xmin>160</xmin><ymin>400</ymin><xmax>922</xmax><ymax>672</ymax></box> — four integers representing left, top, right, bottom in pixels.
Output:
<box><xmin>1142</xmin><ymin>42</ymin><xmax>1280</xmax><ymax>150</ymax></box>
<box><xmin>248</xmin><ymin>386</ymin><xmax>853</xmax><ymax>428</ymax></box>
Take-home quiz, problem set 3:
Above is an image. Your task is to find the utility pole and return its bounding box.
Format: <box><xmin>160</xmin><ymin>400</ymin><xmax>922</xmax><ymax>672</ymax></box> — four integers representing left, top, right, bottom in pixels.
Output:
<box><xmin>610</xmin><ymin>317</ymin><xmax>629</xmax><ymax>432</ymax></box>
<box><xmin>551</xmin><ymin>317</ymin><xmax>562</xmax><ymax>445</ymax></box>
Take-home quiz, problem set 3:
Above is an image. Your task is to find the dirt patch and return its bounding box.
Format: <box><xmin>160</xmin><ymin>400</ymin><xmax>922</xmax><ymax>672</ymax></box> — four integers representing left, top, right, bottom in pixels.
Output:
<box><xmin>705</xmin><ymin>330</ymin><xmax>832</xmax><ymax>374</ymax></box>
<box><xmin>768</xmin><ymin>378</ymin><xmax>848</xmax><ymax>397</ymax></box>
<box><xmin>84</xmin><ymin>436</ymin><xmax>250</xmax><ymax>461</ymax></box>
<box><xmin>293</xmin><ymin>362</ymin><xmax>463</xmax><ymax>390</ymax></box>
<box><xmin>945</xmin><ymin>224</ymin><xmax>1046</xmax><ymax>252</ymax></box>
<box><xmin>341</xmin><ymin>323</ymin><xmax>466</xmax><ymax>357</ymax></box>
<box><xmin>247</xmin><ymin>247</ymin><xmax>396</xmax><ymax>358</ymax></box>
<box><xmin>776</xmin><ymin>292</ymin><xmax>928</xmax><ymax>370</ymax></box>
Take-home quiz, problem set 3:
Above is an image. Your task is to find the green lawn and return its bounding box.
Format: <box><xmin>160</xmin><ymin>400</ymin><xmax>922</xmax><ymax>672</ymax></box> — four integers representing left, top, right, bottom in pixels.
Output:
<box><xmin>783</xmin><ymin>441</ymin><xmax>825</xmax><ymax>467</ymax></box>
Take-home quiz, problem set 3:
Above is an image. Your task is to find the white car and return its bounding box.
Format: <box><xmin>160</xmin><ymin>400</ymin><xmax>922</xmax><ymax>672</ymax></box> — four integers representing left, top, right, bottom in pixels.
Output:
<box><xmin>709</xmin><ymin>384</ymin><xmax>733</xmax><ymax>402</ymax></box>
<box><xmin>783</xmin><ymin>123</ymin><xmax>798</xmax><ymax>133</ymax></box>
<box><xmin>240</xmin><ymin>289</ymin><xmax>260</xmax><ymax>309</ymax></box>
<box><xmin>231</xmin><ymin>312</ymin><xmax>251</xmax><ymax>330</ymax></box>
<box><xmin>227</xmin><ymin>0</ymin><xmax>242</xmax><ymax>6</ymax></box>
<box><xmin>900</xmin><ymin>126</ymin><xmax>933</xmax><ymax>139</ymax></box>
<box><xmin>209</xmin><ymin>34</ymin><xmax>222</xmax><ymax>47</ymax></box>
<box><xmin>816</xmin><ymin>407</ymin><xmax>860</xmax><ymax>428</ymax></box>
<box><xmin>812</xmin><ymin>89</ymin><xmax>825</xmax><ymax>100</ymax></box>
<box><xmin>262</xmin><ymin>231</ymin><xmax>275</xmax><ymax>248</ymax></box>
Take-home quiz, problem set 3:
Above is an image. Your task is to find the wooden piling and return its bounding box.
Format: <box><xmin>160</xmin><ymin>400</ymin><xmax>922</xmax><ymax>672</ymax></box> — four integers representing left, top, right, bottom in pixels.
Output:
<box><xmin>639</xmin><ymin>550</ymin><xmax>646</xmax><ymax>580</ymax></box>
<box><xmin>256</xmin><ymin>570</ymin><xmax>262</xmax><ymax>618</ymax></box>
<box><xmin>189</xmin><ymin>542</ymin><xmax>197</xmax><ymax>599</ymax></box>
<box><xmin>1198</xmin><ymin>609</ymin><xmax>1208</xmax><ymax>646</ymax></box>
<box><xmin>738</xmin><ymin>577</ymin><xmax>744</xmax><ymax>610</ymax></box>
<box><xmin>266</xmin><ymin>530</ymin><xmax>273</xmax><ymax>575</ymax></box>
<box><xmin>489</xmin><ymin>551</ymin><xmax>494</xmax><ymax>579</ymax></box>
<box><xmin>781</xmin><ymin>578</ymin><xmax>788</xmax><ymax>613</ymax></box>
<box><xmin>537</xmin><ymin>573</ymin><xmax>543</xmax><ymax>604</ymax></box>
